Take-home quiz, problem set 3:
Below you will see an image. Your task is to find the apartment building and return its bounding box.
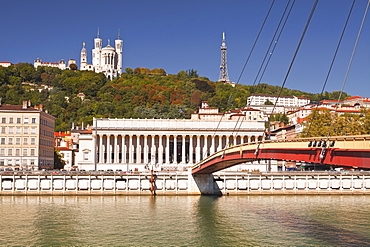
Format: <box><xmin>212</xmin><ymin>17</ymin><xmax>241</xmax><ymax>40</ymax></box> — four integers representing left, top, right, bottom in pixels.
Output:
<box><xmin>0</xmin><ymin>101</ymin><xmax>55</xmax><ymax>170</ymax></box>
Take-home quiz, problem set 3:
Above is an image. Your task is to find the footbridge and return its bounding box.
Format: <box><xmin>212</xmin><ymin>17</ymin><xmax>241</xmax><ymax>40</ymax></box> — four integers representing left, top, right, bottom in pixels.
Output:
<box><xmin>192</xmin><ymin>135</ymin><xmax>370</xmax><ymax>174</ymax></box>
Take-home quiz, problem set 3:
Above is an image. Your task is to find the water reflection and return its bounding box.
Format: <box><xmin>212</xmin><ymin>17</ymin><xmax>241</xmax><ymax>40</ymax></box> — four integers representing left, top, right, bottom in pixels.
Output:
<box><xmin>0</xmin><ymin>196</ymin><xmax>369</xmax><ymax>246</ymax></box>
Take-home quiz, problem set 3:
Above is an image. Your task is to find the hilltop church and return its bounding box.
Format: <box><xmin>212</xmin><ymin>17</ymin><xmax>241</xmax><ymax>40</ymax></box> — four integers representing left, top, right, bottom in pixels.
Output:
<box><xmin>80</xmin><ymin>29</ymin><xmax>123</xmax><ymax>79</ymax></box>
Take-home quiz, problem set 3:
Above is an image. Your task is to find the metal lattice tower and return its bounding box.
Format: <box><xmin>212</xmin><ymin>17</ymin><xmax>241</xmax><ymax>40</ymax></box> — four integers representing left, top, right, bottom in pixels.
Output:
<box><xmin>219</xmin><ymin>32</ymin><xmax>230</xmax><ymax>82</ymax></box>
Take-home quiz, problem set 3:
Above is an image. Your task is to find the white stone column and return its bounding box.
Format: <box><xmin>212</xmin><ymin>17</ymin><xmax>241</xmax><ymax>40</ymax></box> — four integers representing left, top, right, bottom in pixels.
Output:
<box><xmin>121</xmin><ymin>135</ymin><xmax>126</xmax><ymax>163</ymax></box>
<box><xmin>114</xmin><ymin>134</ymin><xmax>118</xmax><ymax>163</ymax></box>
<box><xmin>151</xmin><ymin>135</ymin><xmax>156</xmax><ymax>164</ymax></box>
<box><xmin>196</xmin><ymin>135</ymin><xmax>201</xmax><ymax>163</ymax></box>
<box><xmin>143</xmin><ymin>135</ymin><xmax>148</xmax><ymax>164</ymax></box>
<box><xmin>158</xmin><ymin>135</ymin><xmax>163</xmax><ymax>164</ymax></box>
<box><xmin>99</xmin><ymin>134</ymin><xmax>104</xmax><ymax>163</ymax></box>
<box><xmin>234</xmin><ymin>135</ymin><xmax>237</xmax><ymax>146</ymax></box>
<box><xmin>107</xmin><ymin>134</ymin><xmax>111</xmax><ymax>163</ymax></box>
<box><xmin>218</xmin><ymin>135</ymin><xmax>223</xmax><ymax>151</ymax></box>
<box><xmin>136</xmin><ymin>135</ymin><xmax>141</xmax><ymax>164</ymax></box>
<box><xmin>173</xmin><ymin>135</ymin><xmax>177</xmax><ymax>164</ymax></box>
<box><xmin>129</xmin><ymin>135</ymin><xmax>133</xmax><ymax>164</ymax></box>
<box><xmin>166</xmin><ymin>135</ymin><xmax>170</xmax><ymax>164</ymax></box>
<box><xmin>181</xmin><ymin>135</ymin><xmax>186</xmax><ymax>164</ymax></box>
<box><xmin>202</xmin><ymin>135</ymin><xmax>208</xmax><ymax>159</ymax></box>
<box><xmin>189</xmin><ymin>135</ymin><xmax>193</xmax><ymax>164</ymax></box>
<box><xmin>211</xmin><ymin>135</ymin><xmax>215</xmax><ymax>154</ymax></box>
<box><xmin>226</xmin><ymin>135</ymin><xmax>231</xmax><ymax>148</ymax></box>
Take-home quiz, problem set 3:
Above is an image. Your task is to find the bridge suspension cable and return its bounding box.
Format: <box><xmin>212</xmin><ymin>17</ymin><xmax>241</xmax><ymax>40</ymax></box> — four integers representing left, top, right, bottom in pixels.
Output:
<box><xmin>227</xmin><ymin>0</ymin><xmax>295</xmax><ymax>149</ymax></box>
<box><xmin>250</xmin><ymin>0</ymin><xmax>295</xmax><ymax>97</ymax></box>
<box><xmin>246</xmin><ymin>0</ymin><xmax>295</xmax><ymax>114</ymax></box>
<box><xmin>320</xmin><ymin>0</ymin><xmax>370</xmax><ymax>159</ymax></box>
<box><xmin>303</xmin><ymin>0</ymin><xmax>356</xmax><ymax>137</ymax></box>
<box><xmin>270</xmin><ymin>0</ymin><xmax>318</xmax><ymax>117</ymax></box>
<box><xmin>236</xmin><ymin>0</ymin><xmax>276</xmax><ymax>84</ymax></box>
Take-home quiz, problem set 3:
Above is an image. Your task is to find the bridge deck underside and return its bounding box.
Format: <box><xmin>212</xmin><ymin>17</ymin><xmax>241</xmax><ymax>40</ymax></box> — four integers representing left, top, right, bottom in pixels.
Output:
<box><xmin>192</xmin><ymin>146</ymin><xmax>370</xmax><ymax>174</ymax></box>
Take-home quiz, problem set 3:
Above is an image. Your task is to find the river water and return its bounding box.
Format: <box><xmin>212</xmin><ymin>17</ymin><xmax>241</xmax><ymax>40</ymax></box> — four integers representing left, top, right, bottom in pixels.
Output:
<box><xmin>0</xmin><ymin>195</ymin><xmax>370</xmax><ymax>246</ymax></box>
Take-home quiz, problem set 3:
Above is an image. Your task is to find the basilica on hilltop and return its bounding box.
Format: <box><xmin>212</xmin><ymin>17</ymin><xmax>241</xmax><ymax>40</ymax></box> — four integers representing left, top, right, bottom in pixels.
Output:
<box><xmin>80</xmin><ymin>29</ymin><xmax>123</xmax><ymax>79</ymax></box>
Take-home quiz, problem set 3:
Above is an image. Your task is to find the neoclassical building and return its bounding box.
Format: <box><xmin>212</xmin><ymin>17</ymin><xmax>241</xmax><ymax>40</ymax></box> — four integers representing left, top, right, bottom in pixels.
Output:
<box><xmin>80</xmin><ymin>29</ymin><xmax>123</xmax><ymax>80</ymax></box>
<box><xmin>76</xmin><ymin>103</ymin><xmax>266</xmax><ymax>171</ymax></box>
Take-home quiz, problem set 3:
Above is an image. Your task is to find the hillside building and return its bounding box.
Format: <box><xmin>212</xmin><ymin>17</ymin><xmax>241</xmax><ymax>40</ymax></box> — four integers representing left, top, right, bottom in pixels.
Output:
<box><xmin>0</xmin><ymin>61</ymin><xmax>11</xmax><ymax>67</ymax></box>
<box><xmin>34</xmin><ymin>58</ymin><xmax>76</xmax><ymax>70</ymax></box>
<box><xmin>80</xmin><ymin>29</ymin><xmax>123</xmax><ymax>80</ymax></box>
<box><xmin>247</xmin><ymin>94</ymin><xmax>310</xmax><ymax>107</ymax></box>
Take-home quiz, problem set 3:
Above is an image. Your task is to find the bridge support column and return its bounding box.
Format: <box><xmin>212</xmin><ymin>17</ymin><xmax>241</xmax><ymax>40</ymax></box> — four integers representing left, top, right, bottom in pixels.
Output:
<box><xmin>188</xmin><ymin>169</ymin><xmax>221</xmax><ymax>195</ymax></box>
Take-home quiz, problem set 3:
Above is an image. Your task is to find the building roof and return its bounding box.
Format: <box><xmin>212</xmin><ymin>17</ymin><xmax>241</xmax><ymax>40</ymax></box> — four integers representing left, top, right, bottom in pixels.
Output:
<box><xmin>346</xmin><ymin>96</ymin><xmax>362</xmax><ymax>100</ymax></box>
<box><xmin>241</xmin><ymin>108</ymin><xmax>261</xmax><ymax>111</ymax></box>
<box><xmin>54</xmin><ymin>131</ymin><xmax>71</xmax><ymax>137</ymax></box>
<box><xmin>0</xmin><ymin>104</ymin><xmax>56</xmax><ymax>118</ymax></box>
<box><xmin>57</xmin><ymin>147</ymin><xmax>72</xmax><ymax>151</ymax></box>
<box><xmin>250</xmin><ymin>94</ymin><xmax>309</xmax><ymax>100</ymax></box>
<box><xmin>0</xmin><ymin>105</ymin><xmax>41</xmax><ymax>111</ymax></box>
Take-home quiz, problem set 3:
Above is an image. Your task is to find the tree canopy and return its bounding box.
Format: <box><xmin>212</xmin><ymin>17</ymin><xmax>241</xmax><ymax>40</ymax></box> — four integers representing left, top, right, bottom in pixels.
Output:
<box><xmin>0</xmin><ymin>63</ymin><xmax>354</xmax><ymax>131</ymax></box>
<box><xmin>299</xmin><ymin>109</ymin><xmax>370</xmax><ymax>137</ymax></box>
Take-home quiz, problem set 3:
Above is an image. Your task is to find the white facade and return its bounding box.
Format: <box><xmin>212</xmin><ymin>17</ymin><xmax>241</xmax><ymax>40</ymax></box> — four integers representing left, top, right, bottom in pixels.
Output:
<box><xmin>34</xmin><ymin>58</ymin><xmax>66</xmax><ymax>70</ymax></box>
<box><xmin>76</xmin><ymin>118</ymin><xmax>266</xmax><ymax>171</ymax></box>
<box><xmin>247</xmin><ymin>94</ymin><xmax>310</xmax><ymax>107</ymax></box>
<box><xmin>0</xmin><ymin>101</ymin><xmax>55</xmax><ymax>170</ymax></box>
<box><xmin>80</xmin><ymin>30</ymin><xmax>123</xmax><ymax>80</ymax></box>
<box><xmin>0</xmin><ymin>61</ymin><xmax>11</xmax><ymax>67</ymax></box>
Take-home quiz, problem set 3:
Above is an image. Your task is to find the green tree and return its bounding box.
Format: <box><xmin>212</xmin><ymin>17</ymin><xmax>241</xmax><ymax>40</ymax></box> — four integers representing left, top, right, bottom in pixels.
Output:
<box><xmin>299</xmin><ymin>109</ymin><xmax>332</xmax><ymax>137</ymax></box>
<box><xmin>69</xmin><ymin>63</ymin><xmax>78</xmax><ymax>70</ymax></box>
<box><xmin>54</xmin><ymin>149</ymin><xmax>66</xmax><ymax>170</ymax></box>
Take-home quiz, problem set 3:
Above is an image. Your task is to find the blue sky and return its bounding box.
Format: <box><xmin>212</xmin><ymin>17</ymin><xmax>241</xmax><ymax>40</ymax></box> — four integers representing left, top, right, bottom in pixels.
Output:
<box><xmin>1</xmin><ymin>0</ymin><xmax>369</xmax><ymax>96</ymax></box>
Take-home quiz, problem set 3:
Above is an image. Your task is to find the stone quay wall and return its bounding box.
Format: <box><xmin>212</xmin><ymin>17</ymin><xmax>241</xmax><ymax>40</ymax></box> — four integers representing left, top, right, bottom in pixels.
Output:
<box><xmin>1</xmin><ymin>171</ymin><xmax>370</xmax><ymax>195</ymax></box>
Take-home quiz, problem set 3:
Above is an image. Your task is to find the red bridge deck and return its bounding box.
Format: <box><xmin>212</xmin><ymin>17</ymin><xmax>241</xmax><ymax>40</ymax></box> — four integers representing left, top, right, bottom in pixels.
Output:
<box><xmin>192</xmin><ymin>135</ymin><xmax>370</xmax><ymax>174</ymax></box>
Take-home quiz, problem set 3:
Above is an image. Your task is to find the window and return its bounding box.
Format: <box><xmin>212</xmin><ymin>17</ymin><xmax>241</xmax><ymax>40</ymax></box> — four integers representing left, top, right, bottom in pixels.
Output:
<box><xmin>8</xmin><ymin>149</ymin><xmax>12</xmax><ymax>156</ymax></box>
<box><xmin>24</xmin><ymin>117</ymin><xmax>29</xmax><ymax>124</ymax></box>
<box><xmin>16</xmin><ymin>118</ymin><xmax>21</xmax><ymax>124</ymax></box>
<box><xmin>0</xmin><ymin>160</ymin><xmax>4</xmax><ymax>166</ymax></box>
<box><xmin>9</xmin><ymin>117</ymin><xmax>13</xmax><ymax>124</ymax></box>
<box><xmin>31</xmin><ymin>118</ymin><xmax>36</xmax><ymax>124</ymax></box>
<box><xmin>16</xmin><ymin>138</ymin><xmax>20</xmax><ymax>145</ymax></box>
<box><xmin>0</xmin><ymin>138</ymin><xmax>5</xmax><ymax>145</ymax></box>
<box><xmin>23</xmin><ymin>138</ymin><xmax>28</xmax><ymax>145</ymax></box>
<box><xmin>8</xmin><ymin>138</ymin><xmax>13</xmax><ymax>145</ymax></box>
<box><xmin>31</xmin><ymin>127</ymin><xmax>37</xmax><ymax>134</ymax></box>
<box><xmin>1</xmin><ymin>127</ymin><xmax>5</xmax><ymax>134</ymax></box>
<box><xmin>23</xmin><ymin>148</ymin><xmax>27</xmax><ymax>156</ymax></box>
<box><xmin>30</xmin><ymin>149</ymin><xmax>35</xmax><ymax>156</ymax></box>
<box><xmin>24</xmin><ymin>127</ymin><xmax>28</xmax><ymax>134</ymax></box>
<box><xmin>16</xmin><ymin>127</ymin><xmax>21</xmax><ymax>134</ymax></box>
<box><xmin>30</xmin><ymin>137</ymin><xmax>36</xmax><ymax>145</ymax></box>
<box><xmin>8</xmin><ymin>127</ymin><xmax>13</xmax><ymax>134</ymax></box>
<box><xmin>1</xmin><ymin>117</ymin><xmax>5</xmax><ymax>123</ymax></box>
<box><xmin>83</xmin><ymin>151</ymin><xmax>89</xmax><ymax>161</ymax></box>
<box><xmin>15</xmin><ymin>149</ymin><xmax>20</xmax><ymax>156</ymax></box>
<box><xmin>0</xmin><ymin>149</ymin><xmax>4</xmax><ymax>155</ymax></box>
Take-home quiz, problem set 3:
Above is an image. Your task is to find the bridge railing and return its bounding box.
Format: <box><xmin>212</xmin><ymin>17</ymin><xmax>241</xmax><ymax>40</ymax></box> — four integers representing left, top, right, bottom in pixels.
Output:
<box><xmin>193</xmin><ymin>135</ymin><xmax>370</xmax><ymax>170</ymax></box>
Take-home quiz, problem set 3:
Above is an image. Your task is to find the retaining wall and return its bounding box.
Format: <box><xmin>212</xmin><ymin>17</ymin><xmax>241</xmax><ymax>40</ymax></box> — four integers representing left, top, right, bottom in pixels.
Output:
<box><xmin>1</xmin><ymin>172</ymin><xmax>370</xmax><ymax>195</ymax></box>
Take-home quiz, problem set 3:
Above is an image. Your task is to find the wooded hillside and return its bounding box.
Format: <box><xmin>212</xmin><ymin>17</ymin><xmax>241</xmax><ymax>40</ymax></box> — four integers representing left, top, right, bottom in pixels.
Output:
<box><xmin>0</xmin><ymin>63</ymin><xmax>351</xmax><ymax>131</ymax></box>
